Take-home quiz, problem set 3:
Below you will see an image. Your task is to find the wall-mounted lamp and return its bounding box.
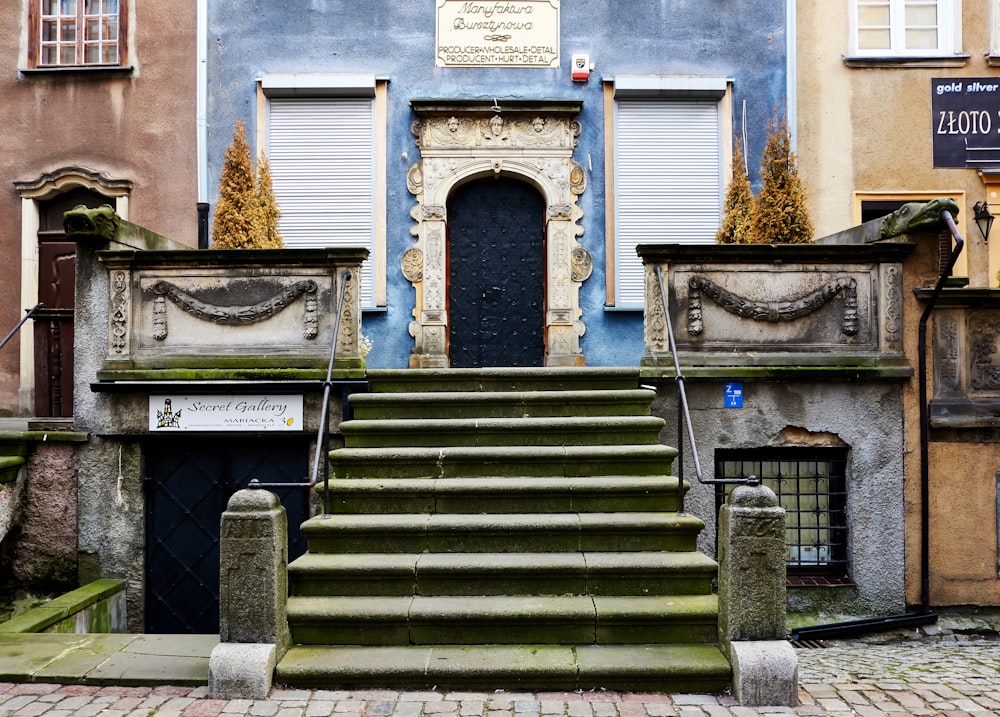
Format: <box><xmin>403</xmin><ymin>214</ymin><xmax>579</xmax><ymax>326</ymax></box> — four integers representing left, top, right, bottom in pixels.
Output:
<box><xmin>974</xmin><ymin>201</ymin><xmax>994</xmax><ymax>243</ymax></box>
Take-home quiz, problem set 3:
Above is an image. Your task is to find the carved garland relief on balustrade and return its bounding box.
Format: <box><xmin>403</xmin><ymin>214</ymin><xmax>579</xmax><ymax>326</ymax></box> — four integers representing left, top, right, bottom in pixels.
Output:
<box><xmin>686</xmin><ymin>276</ymin><xmax>859</xmax><ymax>336</ymax></box>
<box><xmin>643</xmin><ymin>264</ymin><xmax>902</xmax><ymax>357</ymax></box>
<box><xmin>105</xmin><ymin>269</ymin><xmax>358</xmax><ymax>362</ymax></box>
<box><xmin>150</xmin><ymin>280</ymin><xmax>320</xmax><ymax>339</ymax></box>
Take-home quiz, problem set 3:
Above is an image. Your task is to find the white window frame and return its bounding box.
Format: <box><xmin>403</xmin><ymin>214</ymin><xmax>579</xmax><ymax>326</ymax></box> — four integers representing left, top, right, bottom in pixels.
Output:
<box><xmin>991</xmin><ymin>0</ymin><xmax>1000</xmax><ymax>58</ymax></box>
<box><xmin>258</xmin><ymin>74</ymin><xmax>387</xmax><ymax>309</ymax></box>
<box><xmin>849</xmin><ymin>0</ymin><xmax>961</xmax><ymax>58</ymax></box>
<box><xmin>606</xmin><ymin>77</ymin><xmax>731</xmax><ymax>309</ymax></box>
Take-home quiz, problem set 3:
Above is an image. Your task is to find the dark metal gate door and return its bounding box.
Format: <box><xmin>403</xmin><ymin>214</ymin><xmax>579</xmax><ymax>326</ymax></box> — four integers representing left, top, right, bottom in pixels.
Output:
<box><xmin>144</xmin><ymin>436</ymin><xmax>309</xmax><ymax>633</ymax></box>
<box><xmin>447</xmin><ymin>177</ymin><xmax>545</xmax><ymax>368</ymax></box>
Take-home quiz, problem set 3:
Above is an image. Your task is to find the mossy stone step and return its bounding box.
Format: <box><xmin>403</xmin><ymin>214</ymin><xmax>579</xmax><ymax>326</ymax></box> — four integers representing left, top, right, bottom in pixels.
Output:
<box><xmin>321</xmin><ymin>476</ymin><xmax>682</xmax><ymax>514</ymax></box>
<box><xmin>300</xmin><ymin>512</ymin><xmax>705</xmax><ymax>554</ymax></box>
<box><xmin>329</xmin><ymin>445</ymin><xmax>678</xmax><ymax>480</ymax></box>
<box><xmin>348</xmin><ymin>389</ymin><xmax>657</xmax><ymax>420</ymax></box>
<box><xmin>340</xmin><ymin>415</ymin><xmax>666</xmax><ymax>448</ymax></box>
<box><xmin>286</xmin><ymin>594</ymin><xmax>719</xmax><ymax>646</ymax></box>
<box><xmin>275</xmin><ymin>643</ymin><xmax>731</xmax><ymax>692</ymax></box>
<box><xmin>288</xmin><ymin>551</ymin><xmax>717</xmax><ymax>597</ymax></box>
<box><xmin>365</xmin><ymin>367</ymin><xmax>642</xmax><ymax>394</ymax></box>
<box><xmin>292</xmin><ymin>367</ymin><xmax>728</xmax><ymax>693</ymax></box>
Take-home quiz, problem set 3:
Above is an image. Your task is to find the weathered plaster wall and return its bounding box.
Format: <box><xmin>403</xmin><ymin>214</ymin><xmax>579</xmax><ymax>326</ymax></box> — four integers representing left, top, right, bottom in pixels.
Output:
<box><xmin>925</xmin><ymin>440</ymin><xmax>1000</xmax><ymax>605</ymax></box>
<box><xmin>796</xmin><ymin>0</ymin><xmax>997</xmax><ymax>286</ymax></box>
<box><xmin>651</xmin><ymin>380</ymin><xmax>907</xmax><ymax>616</ymax></box>
<box><xmin>9</xmin><ymin>444</ymin><xmax>78</xmax><ymax>589</ymax></box>
<box><xmin>794</xmin><ymin>2</ymin><xmax>854</xmax><ymax>244</ymax></box>
<box><xmin>71</xmin><ymin>233</ymin><xmax>144</xmax><ymax>628</ymax></box>
<box><xmin>206</xmin><ymin>0</ymin><xmax>789</xmax><ymax>369</ymax></box>
<box><xmin>0</xmin><ymin>469</ymin><xmax>27</xmax><ymax>558</ymax></box>
<box><xmin>0</xmin><ymin>2</ymin><xmax>199</xmax><ymax>415</ymax></box>
<box><xmin>74</xmin><ymin>439</ymin><xmax>145</xmax><ymax>631</ymax></box>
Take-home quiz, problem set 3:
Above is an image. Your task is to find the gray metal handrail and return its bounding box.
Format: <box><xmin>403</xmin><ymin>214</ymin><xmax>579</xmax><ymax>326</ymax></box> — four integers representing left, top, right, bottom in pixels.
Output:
<box><xmin>312</xmin><ymin>270</ymin><xmax>352</xmax><ymax>515</ymax></box>
<box><xmin>651</xmin><ymin>265</ymin><xmax>757</xmax><ymax>515</ymax></box>
<box><xmin>248</xmin><ymin>270</ymin><xmax>355</xmax><ymax>515</ymax></box>
<box><xmin>0</xmin><ymin>304</ymin><xmax>44</xmax><ymax>352</ymax></box>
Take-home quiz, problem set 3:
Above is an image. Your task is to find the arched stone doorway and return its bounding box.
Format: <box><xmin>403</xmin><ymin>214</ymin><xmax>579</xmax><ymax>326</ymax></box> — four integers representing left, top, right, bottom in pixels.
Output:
<box><xmin>404</xmin><ymin>100</ymin><xmax>591</xmax><ymax>368</ymax></box>
<box><xmin>14</xmin><ymin>166</ymin><xmax>132</xmax><ymax>416</ymax></box>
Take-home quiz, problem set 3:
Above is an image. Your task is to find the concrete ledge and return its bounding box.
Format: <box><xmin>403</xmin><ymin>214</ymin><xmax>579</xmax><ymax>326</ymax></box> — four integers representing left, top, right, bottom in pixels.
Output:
<box><xmin>209</xmin><ymin>642</ymin><xmax>277</xmax><ymax>699</ymax></box>
<box><xmin>0</xmin><ymin>579</ymin><xmax>127</xmax><ymax>633</ymax></box>
<box><xmin>729</xmin><ymin>640</ymin><xmax>798</xmax><ymax>706</ymax></box>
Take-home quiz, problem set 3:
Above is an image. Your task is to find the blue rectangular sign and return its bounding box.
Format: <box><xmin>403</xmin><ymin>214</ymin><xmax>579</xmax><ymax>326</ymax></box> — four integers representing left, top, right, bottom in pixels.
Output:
<box><xmin>724</xmin><ymin>382</ymin><xmax>743</xmax><ymax>408</ymax></box>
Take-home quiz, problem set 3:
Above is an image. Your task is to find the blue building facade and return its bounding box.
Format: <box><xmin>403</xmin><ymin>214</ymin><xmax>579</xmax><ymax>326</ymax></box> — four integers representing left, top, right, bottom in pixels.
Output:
<box><xmin>201</xmin><ymin>1</ymin><xmax>792</xmax><ymax>368</ymax></box>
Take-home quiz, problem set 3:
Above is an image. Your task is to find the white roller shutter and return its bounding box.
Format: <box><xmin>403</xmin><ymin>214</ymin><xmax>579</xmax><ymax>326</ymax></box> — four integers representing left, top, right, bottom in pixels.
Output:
<box><xmin>268</xmin><ymin>98</ymin><xmax>375</xmax><ymax>307</ymax></box>
<box><xmin>614</xmin><ymin>99</ymin><xmax>722</xmax><ymax>307</ymax></box>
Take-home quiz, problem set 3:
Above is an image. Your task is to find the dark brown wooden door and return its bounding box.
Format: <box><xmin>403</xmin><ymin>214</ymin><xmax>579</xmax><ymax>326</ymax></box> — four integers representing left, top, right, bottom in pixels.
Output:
<box><xmin>447</xmin><ymin>178</ymin><xmax>545</xmax><ymax>368</ymax></box>
<box><xmin>34</xmin><ymin>188</ymin><xmax>104</xmax><ymax>417</ymax></box>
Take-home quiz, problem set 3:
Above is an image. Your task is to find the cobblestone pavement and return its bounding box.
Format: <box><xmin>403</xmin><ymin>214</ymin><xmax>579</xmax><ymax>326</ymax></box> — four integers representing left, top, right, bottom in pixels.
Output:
<box><xmin>3</xmin><ymin>641</ymin><xmax>1000</xmax><ymax>717</ymax></box>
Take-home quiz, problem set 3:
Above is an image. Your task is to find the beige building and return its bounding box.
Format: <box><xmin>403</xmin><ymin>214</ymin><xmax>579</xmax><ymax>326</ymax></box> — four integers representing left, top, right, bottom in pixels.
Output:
<box><xmin>798</xmin><ymin>1</ymin><xmax>999</xmax><ymax>284</ymax></box>
<box><xmin>797</xmin><ymin>0</ymin><xmax>1000</xmax><ymax>607</ymax></box>
<box><xmin>0</xmin><ymin>1</ymin><xmax>199</xmax><ymax>418</ymax></box>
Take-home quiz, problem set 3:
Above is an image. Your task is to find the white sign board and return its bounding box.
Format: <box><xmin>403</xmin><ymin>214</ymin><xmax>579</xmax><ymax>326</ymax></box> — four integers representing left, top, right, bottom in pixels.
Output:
<box><xmin>436</xmin><ymin>0</ymin><xmax>560</xmax><ymax>68</ymax></box>
<box><xmin>149</xmin><ymin>395</ymin><xmax>304</xmax><ymax>432</ymax></box>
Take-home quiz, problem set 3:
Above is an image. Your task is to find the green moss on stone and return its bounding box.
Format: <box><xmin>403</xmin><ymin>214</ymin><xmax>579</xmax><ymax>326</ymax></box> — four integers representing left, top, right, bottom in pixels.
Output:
<box><xmin>96</xmin><ymin>367</ymin><xmax>366</xmax><ymax>382</ymax></box>
<box><xmin>0</xmin><ymin>580</ymin><xmax>126</xmax><ymax>634</ymax></box>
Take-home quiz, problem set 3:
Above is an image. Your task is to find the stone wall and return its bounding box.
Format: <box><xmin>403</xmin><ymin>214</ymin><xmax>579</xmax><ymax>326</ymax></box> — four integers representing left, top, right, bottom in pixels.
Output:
<box><xmin>69</xmin><ymin>214</ymin><xmax>367</xmax><ymax>630</ymax></box>
<box><xmin>639</xmin><ymin>239</ymin><xmax>919</xmax><ymax>616</ymax></box>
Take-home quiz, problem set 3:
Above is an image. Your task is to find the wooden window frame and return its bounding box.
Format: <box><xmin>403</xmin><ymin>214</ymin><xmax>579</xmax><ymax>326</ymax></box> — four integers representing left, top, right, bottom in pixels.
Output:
<box><xmin>27</xmin><ymin>0</ymin><xmax>129</xmax><ymax>69</ymax></box>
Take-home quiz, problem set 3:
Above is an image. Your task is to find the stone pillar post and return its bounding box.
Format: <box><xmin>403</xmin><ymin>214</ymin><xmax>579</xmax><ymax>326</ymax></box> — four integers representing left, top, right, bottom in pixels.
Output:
<box><xmin>209</xmin><ymin>488</ymin><xmax>289</xmax><ymax>699</ymax></box>
<box><xmin>717</xmin><ymin>484</ymin><xmax>798</xmax><ymax>706</ymax></box>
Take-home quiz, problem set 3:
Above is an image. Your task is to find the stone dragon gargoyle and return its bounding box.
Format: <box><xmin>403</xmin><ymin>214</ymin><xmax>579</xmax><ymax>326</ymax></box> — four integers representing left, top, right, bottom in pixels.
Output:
<box><xmin>63</xmin><ymin>204</ymin><xmax>120</xmax><ymax>244</ymax></box>
<box><xmin>879</xmin><ymin>197</ymin><xmax>960</xmax><ymax>239</ymax></box>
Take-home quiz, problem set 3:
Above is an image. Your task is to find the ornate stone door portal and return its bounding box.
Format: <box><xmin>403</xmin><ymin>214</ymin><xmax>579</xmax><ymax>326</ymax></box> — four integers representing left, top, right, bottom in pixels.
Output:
<box><xmin>405</xmin><ymin>100</ymin><xmax>591</xmax><ymax>368</ymax></box>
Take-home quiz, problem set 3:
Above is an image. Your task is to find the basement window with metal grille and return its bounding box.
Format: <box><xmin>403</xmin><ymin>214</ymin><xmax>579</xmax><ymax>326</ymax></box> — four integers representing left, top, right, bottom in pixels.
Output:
<box><xmin>715</xmin><ymin>448</ymin><xmax>850</xmax><ymax>578</ymax></box>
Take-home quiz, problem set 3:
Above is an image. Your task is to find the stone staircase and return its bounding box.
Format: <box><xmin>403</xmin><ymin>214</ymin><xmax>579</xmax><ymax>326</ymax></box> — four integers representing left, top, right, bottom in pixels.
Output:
<box><xmin>275</xmin><ymin>368</ymin><xmax>731</xmax><ymax>691</ymax></box>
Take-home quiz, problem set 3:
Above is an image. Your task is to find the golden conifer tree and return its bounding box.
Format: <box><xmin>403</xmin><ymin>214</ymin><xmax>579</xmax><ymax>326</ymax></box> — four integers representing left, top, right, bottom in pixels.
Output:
<box><xmin>716</xmin><ymin>137</ymin><xmax>755</xmax><ymax>244</ymax></box>
<box><xmin>746</xmin><ymin>110</ymin><xmax>813</xmax><ymax>244</ymax></box>
<box><xmin>212</xmin><ymin>121</ymin><xmax>268</xmax><ymax>249</ymax></box>
<box><xmin>256</xmin><ymin>154</ymin><xmax>284</xmax><ymax>249</ymax></box>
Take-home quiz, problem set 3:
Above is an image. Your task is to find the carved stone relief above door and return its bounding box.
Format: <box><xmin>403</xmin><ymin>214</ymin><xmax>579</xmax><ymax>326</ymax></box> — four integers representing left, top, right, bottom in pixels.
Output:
<box><xmin>404</xmin><ymin>100</ymin><xmax>590</xmax><ymax>368</ymax></box>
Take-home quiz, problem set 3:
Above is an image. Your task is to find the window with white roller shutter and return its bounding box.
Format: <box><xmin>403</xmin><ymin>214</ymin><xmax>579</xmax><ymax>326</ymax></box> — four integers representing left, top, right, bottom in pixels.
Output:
<box><xmin>611</xmin><ymin>78</ymin><xmax>728</xmax><ymax>308</ymax></box>
<box><xmin>261</xmin><ymin>74</ymin><xmax>386</xmax><ymax>308</ymax></box>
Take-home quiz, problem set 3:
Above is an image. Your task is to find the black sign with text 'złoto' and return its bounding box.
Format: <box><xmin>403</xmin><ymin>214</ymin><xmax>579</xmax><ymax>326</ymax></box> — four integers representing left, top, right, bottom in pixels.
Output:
<box><xmin>932</xmin><ymin>77</ymin><xmax>1000</xmax><ymax>168</ymax></box>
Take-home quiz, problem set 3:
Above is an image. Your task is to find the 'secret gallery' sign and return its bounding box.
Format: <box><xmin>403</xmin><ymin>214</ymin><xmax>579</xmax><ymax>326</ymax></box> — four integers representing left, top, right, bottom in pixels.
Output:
<box><xmin>932</xmin><ymin>77</ymin><xmax>1000</xmax><ymax>168</ymax></box>
<box><xmin>436</xmin><ymin>0</ymin><xmax>560</xmax><ymax>68</ymax></box>
<box><xmin>149</xmin><ymin>395</ymin><xmax>303</xmax><ymax>432</ymax></box>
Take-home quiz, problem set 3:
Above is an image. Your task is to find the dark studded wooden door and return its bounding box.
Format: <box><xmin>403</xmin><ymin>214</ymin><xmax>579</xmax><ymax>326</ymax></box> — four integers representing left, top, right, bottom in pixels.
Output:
<box><xmin>447</xmin><ymin>177</ymin><xmax>545</xmax><ymax>368</ymax></box>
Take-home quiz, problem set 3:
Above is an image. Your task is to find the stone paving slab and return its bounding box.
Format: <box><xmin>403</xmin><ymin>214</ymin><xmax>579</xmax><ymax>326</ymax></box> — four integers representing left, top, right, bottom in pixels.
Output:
<box><xmin>0</xmin><ymin>634</ymin><xmax>217</xmax><ymax>686</ymax></box>
<box><xmin>2</xmin><ymin>639</ymin><xmax>1000</xmax><ymax>715</ymax></box>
